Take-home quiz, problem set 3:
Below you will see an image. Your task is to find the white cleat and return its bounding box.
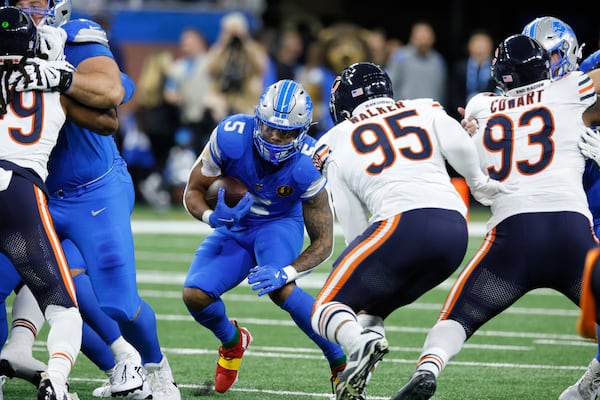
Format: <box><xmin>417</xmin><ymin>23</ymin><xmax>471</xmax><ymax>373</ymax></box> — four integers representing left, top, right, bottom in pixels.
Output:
<box><xmin>145</xmin><ymin>355</ymin><xmax>180</xmax><ymax>400</ymax></box>
<box><xmin>559</xmin><ymin>358</ymin><xmax>600</xmax><ymax>400</ymax></box>
<box><xmin>37</xmin><ymin>372</ymin><xmax>80</xmax><ymax>400</ymax></box>
<box><xmin>92</xmin><ymin>357</ymin><xmax>151</xmax><ymax>399</ymax></box>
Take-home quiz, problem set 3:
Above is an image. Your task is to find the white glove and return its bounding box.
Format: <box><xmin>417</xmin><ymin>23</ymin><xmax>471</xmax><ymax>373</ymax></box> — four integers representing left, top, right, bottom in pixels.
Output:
<box><xmin>37</xmin><ymin>25</ymin><xmax>67</xmax><ymax>61</ymax></box>
<box><xmin>9</xmin><ymin>58</ymin><xmax>75</xmax><ymax>93</ymax></box>
<box><xmin>460</xmin><ymin>116</ymin><xmax>479</xmax><ymax>136</ymax></box>
<box><xmin>468</xmin><ymin>176</ymin><xmax>516</xmax><ymax>206</ymax></box>
<box><xmin>579</xmin><ymin>127</ymin><xmax>600</xmax><ymax>167</ymax></box>
<box><xmin>1</xmin><ymin>71</ymin><xmax>12</xmax><ymax>115</ymax></box>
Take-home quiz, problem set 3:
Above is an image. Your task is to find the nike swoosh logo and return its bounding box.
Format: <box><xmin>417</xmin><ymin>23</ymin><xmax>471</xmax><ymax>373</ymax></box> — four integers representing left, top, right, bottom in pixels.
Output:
<box><xmin>91</xmin><ymin>207</ymin><xmax>107</xmax><ymax>216</ymax></box>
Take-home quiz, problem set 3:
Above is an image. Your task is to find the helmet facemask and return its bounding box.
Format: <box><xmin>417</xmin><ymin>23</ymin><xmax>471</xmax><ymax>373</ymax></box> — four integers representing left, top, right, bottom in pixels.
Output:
<box><xmin>253</xmin><ymin>80</ymin><xmax>312</xmax><ymax>165</ymax></box>
<box><xmin>7</xmin><ymin>0</ymin><xmax>71</xmax><ymax>26</ymax></box>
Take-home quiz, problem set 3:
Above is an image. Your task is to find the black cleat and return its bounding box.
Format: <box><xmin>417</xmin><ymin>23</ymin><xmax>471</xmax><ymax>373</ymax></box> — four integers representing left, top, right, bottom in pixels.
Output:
<box><xmin>390</xmin><ymin>370</ymin><xmax>436</xmax><ymax>400</ymax></box>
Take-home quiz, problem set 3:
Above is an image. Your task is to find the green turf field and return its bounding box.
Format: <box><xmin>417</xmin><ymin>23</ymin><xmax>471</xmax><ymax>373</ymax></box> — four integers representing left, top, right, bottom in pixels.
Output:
<box><xmin>2</xmin><ymin>205</ymin><xmax>595</xmax><ymax>399</ymax></box>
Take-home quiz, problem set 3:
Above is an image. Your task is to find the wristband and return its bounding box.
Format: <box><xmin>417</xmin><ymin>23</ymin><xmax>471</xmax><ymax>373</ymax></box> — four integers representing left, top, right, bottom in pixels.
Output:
<box><xmin>201</xmin><ymin>209</ymin><xmax>214</xmax><ymax>225</ymax></box>
<box><xmin>59</xmin><ymin>69</ymin><xmax>74</xmax><ymax>93</ymax></box>
<box><xmin>283</xmin><ymin>265</ymin><xmax>312</xmax><ymax>283</ymax></box>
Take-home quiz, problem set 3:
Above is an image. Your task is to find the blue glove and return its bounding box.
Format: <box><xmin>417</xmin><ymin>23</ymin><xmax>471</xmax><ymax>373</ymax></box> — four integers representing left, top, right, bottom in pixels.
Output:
<box><xmin>580</xmin><ymin>49</ymin><xmax>600</xmax><ymax>73</ymax></box>
<box><xmin>208</xmin><ymin>188</ymin><xmax>253</xmax><ymax>229</ymax></box>
<box><xmin>248</xmin><ymin>265</ymin><xmax>290</xmax><ymax>296</ymax></box>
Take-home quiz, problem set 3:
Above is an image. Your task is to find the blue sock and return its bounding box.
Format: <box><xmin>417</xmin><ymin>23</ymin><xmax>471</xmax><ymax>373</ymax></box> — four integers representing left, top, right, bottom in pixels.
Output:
<box><xmin>119</xmin><ymin>300</ymin><xmax>163</xmax><ymax>365</ymax></box>
<box><xmin>82</xmin><ymin>322</ymin><xmax>115</xmax><ymax>371</ymax></box>
<box><xmin>596</xmin><ymin>325</ymin><xmax>600</xmax><ymax>362</ymax></box>
<box><xmin>186</xmin><ymin>298</ymin><xmax>235</xmax><ymax>343</ymax></box>
<box><xmin>0</xmin><ymin>301</ymin><xmax>7</xmax><ymax>347</ymax></box>
<box><xmin>74</xmin><ymin>273</ymin><xmax>121</xmax><ymax>345</ymax></box>
<box><xmin>281</xmin><ymin>286</ymin><xmax>346</xmax><ymax>366</ymax></box>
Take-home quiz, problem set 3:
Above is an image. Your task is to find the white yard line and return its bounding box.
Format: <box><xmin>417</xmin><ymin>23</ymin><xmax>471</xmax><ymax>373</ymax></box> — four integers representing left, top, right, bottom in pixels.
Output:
<box><xmin>131</xmin><ymin>220</ymin><xmax>489</xmax><ymax>237</ymax></box>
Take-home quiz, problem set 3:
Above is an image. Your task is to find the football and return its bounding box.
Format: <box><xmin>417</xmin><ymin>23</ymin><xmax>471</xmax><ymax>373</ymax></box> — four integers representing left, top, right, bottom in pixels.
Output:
<box><xmin>205</xmin><ymin>176</ymin><xmax>249</xmax><ymax>208</ymax></box>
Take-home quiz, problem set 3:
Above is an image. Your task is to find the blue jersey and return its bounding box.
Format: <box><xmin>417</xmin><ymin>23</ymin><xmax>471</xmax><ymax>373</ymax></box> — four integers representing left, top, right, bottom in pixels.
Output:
<box><xmin>46</xmin><ymin>19</ymin><xmax>123</xmax><ymax>193</ymax></box>
<box><xmin>210</xmin><ymin>114</ymin><xmax>325</xmax><ymax>227</ymax></box>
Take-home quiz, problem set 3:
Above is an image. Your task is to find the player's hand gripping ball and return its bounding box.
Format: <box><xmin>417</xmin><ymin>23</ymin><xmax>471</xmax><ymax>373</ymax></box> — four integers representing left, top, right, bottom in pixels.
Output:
<box><xmin>205</xmin><ymin>176</ymin><xmax>249</xmax><ymax>208</ymax></box>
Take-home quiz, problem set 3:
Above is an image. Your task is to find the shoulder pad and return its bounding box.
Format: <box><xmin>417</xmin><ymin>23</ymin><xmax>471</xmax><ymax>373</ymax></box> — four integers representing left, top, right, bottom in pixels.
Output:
<box><xmin>216</xmin><ymin>115</ymin><xmax>254</xmax><ymax>161</ymax></box>
<box><xmin>292</xmin><ymin>151</ymin><xmax>321</xmax><ymax>186</ymax></box>
<box><xmin>63</xmin><ymin>19</ymin><xmax>109</xmax><ymax>47</ymax></box>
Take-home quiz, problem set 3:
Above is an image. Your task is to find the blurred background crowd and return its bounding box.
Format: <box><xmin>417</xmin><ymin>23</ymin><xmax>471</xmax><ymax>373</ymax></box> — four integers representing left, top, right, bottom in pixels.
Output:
<box><xmin>73</xmin><ymin>0</ymin><xmax>599</xmax><ymax>209</ymax></box>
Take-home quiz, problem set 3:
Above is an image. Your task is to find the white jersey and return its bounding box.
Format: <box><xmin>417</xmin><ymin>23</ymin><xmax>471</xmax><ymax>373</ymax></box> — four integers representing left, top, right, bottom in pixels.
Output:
<box><xmin>0</xmin><ymin>91</ymin><xmax>65</xmax><ymax>181</ymax></box>
<box><xmin>315</xmin><ymin>97</ymin><xmax>484</xmax><ymax>244</ymax></box>
<box><xmin>465</xmin><ymin>71</ymin><xmax>596</xmax><ymax>230</ymax></box>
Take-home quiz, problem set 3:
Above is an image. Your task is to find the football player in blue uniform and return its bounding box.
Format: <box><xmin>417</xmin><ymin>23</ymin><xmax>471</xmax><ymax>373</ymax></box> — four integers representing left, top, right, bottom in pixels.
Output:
<box><xmin>182</xmin><ymin>79</ymin><xmax>346</xmax><ymax>394</ymax></box>
<box><xmin>0</xmin><ymin>1</ymin><xmax>181</xmax><ymax>399</ymax></box>
<box><xmin>522</xmin><ymin>17</ymin><xmax>600</xmax><ymax>400</ymax></box>
<box><xmin>0</xmin><ymin>5</ymin><xmax>127</xmax><ymax>399</ymax></box>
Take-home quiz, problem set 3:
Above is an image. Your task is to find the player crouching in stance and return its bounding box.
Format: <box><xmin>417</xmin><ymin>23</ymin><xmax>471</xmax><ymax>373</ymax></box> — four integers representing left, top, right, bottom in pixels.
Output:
<box><xmin>181</xmin><ymin>79</ymin><xmax>346</xmax><ymax>394</ymax></box>
<box><xmin>310</xmin><ymin>61</ymin><xmax>509</xmax><ymax>400</ymax></box>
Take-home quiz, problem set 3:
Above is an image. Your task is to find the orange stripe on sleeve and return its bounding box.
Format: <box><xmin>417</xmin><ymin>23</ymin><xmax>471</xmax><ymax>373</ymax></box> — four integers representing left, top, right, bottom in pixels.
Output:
<box><xmin>579</xmin><ymin>82</ymin><xmax>595</xmax><ymax>94</ymax></box>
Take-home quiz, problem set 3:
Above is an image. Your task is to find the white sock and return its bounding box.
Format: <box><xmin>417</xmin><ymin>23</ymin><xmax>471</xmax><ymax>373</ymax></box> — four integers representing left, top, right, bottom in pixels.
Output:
<box><xmin>110</xmin><ymin>336</ymin><xmax>140</xmax><ymax>363</ymax></box>
<box><xmin>44</xmin><ymin>305</ymin><xmax>82</xmax><ymax>387</ymax></box>
<box><xmin>418</xmin><ymin>319</ymin><xmax>467</xmax><ymax>377</ymax></box>
<box><xmin>312</xmin><ymin>302</ymin><xmax>362</xmax><ymax>352</ymax></box>
<box><xmin>2</xmin><ymin>286</ymin><xmax>45</xmax><ymax>358</ymax></box>
<box><xmin>357</xmin><ymin>313</ymin><xmax>385</xmax><ymax>336</ymax></box>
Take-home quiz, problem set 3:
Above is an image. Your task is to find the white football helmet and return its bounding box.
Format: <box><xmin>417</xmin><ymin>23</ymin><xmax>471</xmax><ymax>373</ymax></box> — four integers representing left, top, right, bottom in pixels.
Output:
<box><xmin>254</xmin><ymin>80</ymin><xmax>313</xmax><ymax>165</ymax></box>
<box><xmin>522</xmin><ymin>16</ymin><xmax>584</xmax><ymax>78</ymax></box>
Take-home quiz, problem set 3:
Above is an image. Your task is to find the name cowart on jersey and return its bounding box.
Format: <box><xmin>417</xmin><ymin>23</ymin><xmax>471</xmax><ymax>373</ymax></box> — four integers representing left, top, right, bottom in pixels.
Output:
<box><xmin>465</xmin><ymin>72</ymin><xmax>596</xmax><ymax>230</ymax></box>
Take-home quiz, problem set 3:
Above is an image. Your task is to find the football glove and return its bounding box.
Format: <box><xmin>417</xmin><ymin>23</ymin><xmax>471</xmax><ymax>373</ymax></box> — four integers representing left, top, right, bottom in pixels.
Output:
<box><xmin>248</xmin><ymin>265</ymin><xmax>291</xmax><ymax>296</ymax></box>
<box><xmin>579</xmin><ymin>127</ymin><xmax>600</xmax><ymax>168</ymax></box>
<box><xmin>207</xmin><ymin>188</ymin><xmax>253</xmax><ymax>229</ymax></box>
<box><xmin>580</xmin><ymin>49</ymin><xmax>600</xmax><ymax>73</ymax></box>
<box><xmin>460</xmin><ymin>115</ymin><xmax>479</xmax><ymax>136</ymax></box>
<box><xmin>9</xmin><ymin>58</ymin><xmax>75</xmax><ymax>93</ymax></box>
<box><xmin>37</xmin><ymin>25</ymin><xmax>67</xmax><ymax>61</ymax></box>
<box><xmin>468</xmin><ymin>176</ymin><xmax>516</xmax><ymax>206</ymax></box>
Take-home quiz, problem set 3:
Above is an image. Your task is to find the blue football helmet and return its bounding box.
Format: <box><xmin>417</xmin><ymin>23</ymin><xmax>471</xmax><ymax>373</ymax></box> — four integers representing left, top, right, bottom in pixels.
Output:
<box><xmin>0</xmin><ymin>6</ymin><xmax>37</xmax><ymax>57</ymax></box>
<box><xmin>329</xmin><ymin>62</ymin><xmax>393</xmax><ymax>125</ymax></box>
<box><xmin>491</xmin><ymin>34</ymin><xmax>551</xmax><ymax>93</ymax></box>
<box><xmin>6</xmin><ymin>0</ymin><xmax>71</xmax><ymax>26</ymax></box>
<box><xmin>522</xmin><ymin>16</ymin><xmax>583</xmax><ymax>78</ymax></box>
<box><xmin>254</xmin><ymin>79</ymin><xmax>312</xmax><ymax>165</ymax></box>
